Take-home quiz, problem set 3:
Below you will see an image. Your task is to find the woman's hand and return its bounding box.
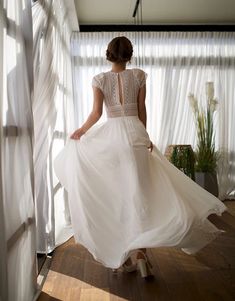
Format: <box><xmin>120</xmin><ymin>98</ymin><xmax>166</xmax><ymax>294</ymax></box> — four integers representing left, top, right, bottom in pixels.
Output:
<box><xmin>71</xmin><ymin>87</ymin><xmax>103</xmax><ymax>139</ymax></box>
<box><xmin>70</xmin><ymin>128</ymin><xmax>85</xmax><ymax>140</ymax></box>
<box><xmin>148</xmin><ymin>141</ymin><xmax>153</xmax><ymax>152</ymax></box>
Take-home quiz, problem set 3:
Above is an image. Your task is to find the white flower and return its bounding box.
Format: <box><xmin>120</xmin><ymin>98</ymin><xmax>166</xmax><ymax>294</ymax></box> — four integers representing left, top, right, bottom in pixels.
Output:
<box><xmin>188</xmin><ymin>93</ymin><xmax>198</xmax><ymax>113</ymax></box>
<box><xmin>206</xmin><ymin>82</ymin><xmax>214</xmax><ymax>100</ymax></box>
<box><xmin>209</xmin><ymin>98</ymin><xmax>218</xmax><ymax>112</ymax></box>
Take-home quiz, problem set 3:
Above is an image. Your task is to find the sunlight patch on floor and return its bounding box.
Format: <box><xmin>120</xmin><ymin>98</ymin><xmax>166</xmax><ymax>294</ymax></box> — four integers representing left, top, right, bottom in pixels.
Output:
<box><xmin>42</xmin><ymin>270</ymin><xmax>128</xmax><ymax>301</ymax></box>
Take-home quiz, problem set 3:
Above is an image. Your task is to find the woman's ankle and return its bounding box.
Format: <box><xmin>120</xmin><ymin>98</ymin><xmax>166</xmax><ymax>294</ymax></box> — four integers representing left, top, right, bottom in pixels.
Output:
<box><xmin>124</xmin><ymin>257</ymin><xmax>133</xmax><ymax>266</ymax></box>
<box><xmin>136</xmin><ymin>248</ymin><xmax>147</xmax><ymax>259</ymax></box>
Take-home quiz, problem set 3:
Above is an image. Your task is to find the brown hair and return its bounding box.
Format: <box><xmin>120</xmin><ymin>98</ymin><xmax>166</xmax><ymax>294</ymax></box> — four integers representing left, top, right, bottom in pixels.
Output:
<box><xmin>106</xmin><ymin>36</ymin><xmax>133</xmax><ymax>63</ymax></box>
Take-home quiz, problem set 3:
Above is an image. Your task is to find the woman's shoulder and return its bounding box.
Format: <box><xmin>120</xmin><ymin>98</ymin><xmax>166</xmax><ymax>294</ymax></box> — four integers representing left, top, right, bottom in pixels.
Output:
<box><xmin>131</xmin><ymin>68</ymin><xmax>147</xmax><ymax>79</ymax></box>
<box><xmin>131</xmin><ymin>68</ymin><xmax>147</xmax><ymax>87</ymax></box>
<box><xmin>92</xmin><ymin>72</ymin><xmax>105</xmax><ymax>89</ymax></box>
<box><xmin>131</xmin><ymin>68</ymin><xmax>145</xmax><ymax>73</ymax></box>
<box><xmin>93</xmin><ymin>72</ymin><xmax>105</xmax><ymax>80</ymax></box>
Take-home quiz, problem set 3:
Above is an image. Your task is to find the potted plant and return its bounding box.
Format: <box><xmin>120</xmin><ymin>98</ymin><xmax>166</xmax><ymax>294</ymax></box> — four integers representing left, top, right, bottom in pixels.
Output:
<box><xmin>188</xmin><ymin>82</ymin><xmax>219</xmax><ymax>196</ymax></box>
<box><xmin>167</xmin><ymin>144</ymin><xmax>195</xmax><ymax>180</ymax></box>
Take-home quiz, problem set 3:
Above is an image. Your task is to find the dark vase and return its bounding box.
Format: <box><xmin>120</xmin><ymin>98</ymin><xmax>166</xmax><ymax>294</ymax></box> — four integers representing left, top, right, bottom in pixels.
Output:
<box><xmin>195</xmin><ymin>172</ymin><xmax>219</xmax><ymax>197</ymax></box>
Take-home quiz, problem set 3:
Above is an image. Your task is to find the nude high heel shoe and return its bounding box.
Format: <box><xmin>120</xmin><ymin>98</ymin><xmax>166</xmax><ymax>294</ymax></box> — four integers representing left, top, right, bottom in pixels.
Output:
<box><xmin>122</xmin><ymin>261</ymin><xmax>137</xmax><ymax>273</ymax></box>
<box><xmin>112</xmin><ymin>256</ymin><xmax>137</xmax><ymax>274</ymax></box>
<box><xmin>122</xmin><ymin>255</ymin><xmax>137</xmax><ymax>272</ymax></box>
<box><xmin>136</xmin><ymin>250</ymin><xmax>154</xmax><ymax>279</ymax></box>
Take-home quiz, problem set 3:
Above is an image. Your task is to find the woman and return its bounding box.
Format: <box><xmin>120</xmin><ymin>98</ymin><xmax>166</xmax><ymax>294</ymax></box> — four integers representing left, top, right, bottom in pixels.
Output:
<box><xmin>54</xmin><ymin>36</ymin><xmax>227</xmax><ymax>279</ymax></box>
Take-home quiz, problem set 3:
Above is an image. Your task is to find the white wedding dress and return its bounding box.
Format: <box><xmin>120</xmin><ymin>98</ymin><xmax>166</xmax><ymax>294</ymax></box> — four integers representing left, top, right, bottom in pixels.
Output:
<box><xmin>54</xmin><ymin>68</ymin><xmax>227</xmax><ymax>269</ymax></box>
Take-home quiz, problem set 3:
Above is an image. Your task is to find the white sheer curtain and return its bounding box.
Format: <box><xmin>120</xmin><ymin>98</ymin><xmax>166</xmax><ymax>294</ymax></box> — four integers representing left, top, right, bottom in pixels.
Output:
<box><xmin>0</xmin><ymin>3</ymin><xmax>7</xmax><ymax>301</ymax></box>
<box><xmin>71</xmin><ymin>31</ymin><xmax>235</xmax><ymax>200</ymax></box>
<box><xmin>32</xmin><ymin>0</ymin><xmax>74</xmax><ymax>253</ymax></box>
<box><xmin>0</xmin><ymin>1</ymin><xmax>37</xmax><ymax>301</ymax></box>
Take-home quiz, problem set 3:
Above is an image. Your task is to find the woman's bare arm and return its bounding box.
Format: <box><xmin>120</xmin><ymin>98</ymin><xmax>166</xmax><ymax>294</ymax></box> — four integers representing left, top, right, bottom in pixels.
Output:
<box><xmin>70</xmin><ymin>87</ymin><xmax>103</xmax><ymax>140</ymax></box>
<box><xmin>137</xmin><ymin>84</ymin><xmax>153</xmax><ymax>152</ymax></box>
<box><xmin>137</xmin><ymin>85</ymin><xmax>147</xmax><ymax>128</ymax></box>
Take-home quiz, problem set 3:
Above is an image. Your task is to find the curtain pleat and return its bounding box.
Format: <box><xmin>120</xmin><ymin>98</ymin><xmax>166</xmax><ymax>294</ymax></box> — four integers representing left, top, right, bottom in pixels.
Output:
<box><xmin>0</xmin><ymin>0</ymin><xmax>37</xmax><ymax>300</ymax></box>
<box><xmin>0</xmin><ymin>2</ymin><xmax>8</xmax><ymax>300</ymax></box>
<box><xmin>32</xmin><ymin>0</ymin><xmax>74</xmax><ymax>253</ymax></box>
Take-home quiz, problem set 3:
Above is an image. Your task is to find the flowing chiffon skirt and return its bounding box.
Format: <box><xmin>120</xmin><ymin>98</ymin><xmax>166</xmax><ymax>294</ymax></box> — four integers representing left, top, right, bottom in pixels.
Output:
<box><xmin>54</xmin><ymin>116</ymin><xmax>227</xmax><ymax>269</ymax></box>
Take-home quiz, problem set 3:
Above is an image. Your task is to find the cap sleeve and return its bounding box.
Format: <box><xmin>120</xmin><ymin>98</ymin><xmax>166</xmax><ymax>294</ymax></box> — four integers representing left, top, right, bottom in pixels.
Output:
<box><xmin>133</xmin><ymin>69</ymin><xmax>147</xmax><ymax>88</ymax></box>
<box><xmin>92</xmin><ymin>73</ymin><xmax>104</xmax><ymax>91</ymax></box>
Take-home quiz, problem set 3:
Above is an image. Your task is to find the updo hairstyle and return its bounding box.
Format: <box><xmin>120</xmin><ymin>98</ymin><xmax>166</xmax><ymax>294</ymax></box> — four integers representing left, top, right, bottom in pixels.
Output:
<box><xmin>106</xmin><ymin>36</ymin><xmax>133</xmax><ymax>63</ymax></box>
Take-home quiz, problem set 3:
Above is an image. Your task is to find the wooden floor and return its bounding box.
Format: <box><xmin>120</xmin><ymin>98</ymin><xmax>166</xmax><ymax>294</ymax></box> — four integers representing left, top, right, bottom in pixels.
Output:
<box><xmin>38</xmin><ymin>201</ymin><xmax>235</xmax><ymax>301</ymax></box>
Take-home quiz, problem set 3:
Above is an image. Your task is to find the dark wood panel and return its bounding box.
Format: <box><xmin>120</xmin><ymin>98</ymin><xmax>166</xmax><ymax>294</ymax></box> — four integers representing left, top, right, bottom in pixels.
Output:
<box><xmin>79</xmin><ymin>24</ymin><xmax>235</xmax><ymax>32</ymax></box>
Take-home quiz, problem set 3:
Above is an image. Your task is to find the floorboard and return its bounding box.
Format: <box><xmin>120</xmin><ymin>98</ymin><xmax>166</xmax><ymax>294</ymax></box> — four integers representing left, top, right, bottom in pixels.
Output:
<box><xmin>37</xmin><ymin>201</ymin><xmax>235</xmax><ymax>301</ymax></box>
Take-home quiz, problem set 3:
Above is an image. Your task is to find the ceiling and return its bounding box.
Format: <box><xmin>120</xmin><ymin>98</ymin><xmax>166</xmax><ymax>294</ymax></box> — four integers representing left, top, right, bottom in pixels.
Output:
<box><xmin>74</xmin><ymin>0</ymin><xmax>235</xmax><ymax>25</ymax></box>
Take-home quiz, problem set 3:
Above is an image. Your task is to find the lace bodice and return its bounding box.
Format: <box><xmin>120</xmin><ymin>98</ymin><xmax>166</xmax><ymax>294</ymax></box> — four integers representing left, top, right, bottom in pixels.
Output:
<box><xmin>92</xmin><ymin>68</ymin><xmax>147</xmax><ymax>118</ymax></box>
